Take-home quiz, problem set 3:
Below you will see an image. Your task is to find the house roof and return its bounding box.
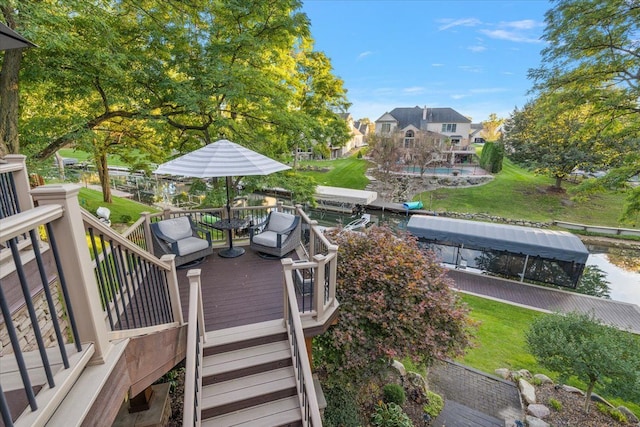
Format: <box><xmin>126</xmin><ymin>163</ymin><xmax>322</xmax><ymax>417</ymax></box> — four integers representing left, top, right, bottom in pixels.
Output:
<box><xmin>407</xmin><ymin>216</ymin><xmax>589</xmax><ymax>264</ymax></box>
<box><xmin>377</xmin><ymin>106</ymin><xmax>471</xmax><ymax>130</ymax></box>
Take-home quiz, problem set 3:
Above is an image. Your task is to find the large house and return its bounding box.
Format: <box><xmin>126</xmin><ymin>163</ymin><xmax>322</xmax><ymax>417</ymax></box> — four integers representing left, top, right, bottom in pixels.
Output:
<box><xmin>374</xmin><ymin>106</ymin><xmax>475</xmax><ymax>166</ymax></box>
<box><xmin>375</xmin><ymin>106</ymin><xmax>472</xmax><ymax>147</ymax></box>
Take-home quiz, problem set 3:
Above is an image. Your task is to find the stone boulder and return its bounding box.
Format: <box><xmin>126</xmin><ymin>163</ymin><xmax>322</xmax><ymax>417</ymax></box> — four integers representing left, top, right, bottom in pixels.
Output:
<box><xmin>560</xmin><ymin>385</ymin><xmax>584</xmax><ymax>395</ymax></box>
<box><xmin>527</xmin><ymin>404</ymin><xmax>550</xmax><ymax>419</ymax></box>
<box><xmin>517</xmin><ymin>369</ymin><xmax>533</xmax><ymax>380</ymax></box>
<box><xmin>618</xmin><ymin>406</ymin><xmax>639</xmax><ymax>424</ymax></box>
<box><xmin>519</xmin><ymin>379</ymin><xmax>536</xmax><ymax>405</ymax></box>
<box><xmin>404</xmin><ymin>371</ymin><xmax>429</xmax><ymax>404</ymax></box>
<box><xmin>495</xmin><ymin>368</ymin><xmax>510</xmax><ymax>379</ymax></box>
<box><xmin>525</xmin><ymin>415</ymin><xmax>550</xmax><ymax>427</ymax></box>
<box><xmin>533</xmin><ymin>374</ymin><xmax>553</xmax><ymax>385</ymax></box>
<box><xmin>391</xmin><ymin>359</ymin><xmax>406</xmax><ymax>377</ymax></box>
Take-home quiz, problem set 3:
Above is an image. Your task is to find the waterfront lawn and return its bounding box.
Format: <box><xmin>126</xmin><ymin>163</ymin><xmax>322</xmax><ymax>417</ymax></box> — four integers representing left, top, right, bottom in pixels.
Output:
<box><xmin>78</xmin><ymin>188</ymin><xmax>159</xmax><ymax>224</ymax></box>
<box><xmin>416</xmin><ymin>158</ymin><xmax>630</xmax><ymax>227</ymax></box>
<box><xmin>299</xmin><ymin>156</ymin><xmax>371</xmax><ymax>189</ymax></box>
<box><xmin>460</xmin><ymin>293</ymin><xmax>640</xmax><ymax>416</ymax></box>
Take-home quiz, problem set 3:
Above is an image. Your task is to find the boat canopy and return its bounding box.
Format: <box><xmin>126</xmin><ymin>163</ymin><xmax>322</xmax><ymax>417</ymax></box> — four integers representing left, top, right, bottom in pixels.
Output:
<box><xmin>315</xmin><ymin>185</ymin><xmax>377</xmax><ymax>206</ymax></box>
<box><xmin>407</xmin><ymin>215</ymin><xmax>589</xmax><ymax>264</ymax></box>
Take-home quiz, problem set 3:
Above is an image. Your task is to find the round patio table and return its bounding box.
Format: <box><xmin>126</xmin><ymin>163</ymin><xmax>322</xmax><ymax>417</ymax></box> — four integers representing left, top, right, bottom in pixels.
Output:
<box><xmin>212</xmin><ymin>218</ymin><xmax>249</xmax><ymax>258</ymax></box>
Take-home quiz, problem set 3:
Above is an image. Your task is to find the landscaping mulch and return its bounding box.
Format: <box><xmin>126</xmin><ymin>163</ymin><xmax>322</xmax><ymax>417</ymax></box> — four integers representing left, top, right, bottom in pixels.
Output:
<box><xmin>535</xmin><ymin>383</ymin><xmax>628</xmax><ymax>427</ymax></box>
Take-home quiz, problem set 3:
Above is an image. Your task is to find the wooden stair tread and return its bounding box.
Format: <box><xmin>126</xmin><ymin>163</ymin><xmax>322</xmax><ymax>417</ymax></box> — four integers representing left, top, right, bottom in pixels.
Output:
<box><xmin>201</xmin><ymin>366</ymin><xmax>296</xmax><ymax>408</ymax></box>
<box><xmin>205</xmin><ymin>319</ymin><xmax>286</xmax><ymax>348</ymax></box>
<box><xmin>203</xmin><ymin>341</ymin><xmax>290</xmax><ymax>376</ymax></box>
<box><xmin>39</xmin><ymin>339</ymin><xmax>129</xmax><ymax>427</ymax></box>
<box><xmin>202</xmin><ymin>396</ymin><xmax>302</xmax><ymax>427</ymax></box>
<box><xmin>0</xmin><ymin>343</ymin><xmax>79</xmax><ymax>392</ymax></box>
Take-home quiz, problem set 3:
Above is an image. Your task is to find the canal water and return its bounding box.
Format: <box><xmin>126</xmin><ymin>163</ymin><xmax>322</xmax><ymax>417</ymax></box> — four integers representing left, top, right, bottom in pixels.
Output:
<box><xmin>307</xmin><ymin>208</ymin><xmax>640</xmax><ymax>306</ymax></box>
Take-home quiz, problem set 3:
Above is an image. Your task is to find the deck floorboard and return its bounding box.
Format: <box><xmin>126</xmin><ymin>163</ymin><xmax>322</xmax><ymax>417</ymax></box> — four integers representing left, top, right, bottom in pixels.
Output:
<box><xmin>176</xmin><ymin>247</ymin><xmax>290</xmax><ymax>332</ymax></box>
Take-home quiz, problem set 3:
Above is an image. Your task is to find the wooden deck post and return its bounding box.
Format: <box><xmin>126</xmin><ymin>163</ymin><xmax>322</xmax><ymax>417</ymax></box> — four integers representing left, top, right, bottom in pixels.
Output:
<box><xmin>4</xmin><ymin>154</ymin><xmax>34</xmax><ymax>211</ymax></box>
<box><xmin>31</xmin><ymin>184</ymin><xmax>113</xmax><ymax>363</ymax></box>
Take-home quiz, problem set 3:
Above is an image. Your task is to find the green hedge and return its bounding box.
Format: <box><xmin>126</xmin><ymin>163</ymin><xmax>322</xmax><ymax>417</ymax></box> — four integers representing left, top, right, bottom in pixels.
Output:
<box><xmin>479</xmin><ymin>142</ymin><xmax>504</xmax><ymax>173</ymax></box>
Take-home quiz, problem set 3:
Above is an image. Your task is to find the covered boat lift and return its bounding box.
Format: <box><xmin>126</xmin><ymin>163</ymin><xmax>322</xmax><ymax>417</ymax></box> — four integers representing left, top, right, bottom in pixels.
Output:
<box><xmin>315</xmin><ymin>185</ymin><xmax>377</xmax><ymax>213</ymax></box>
<box><xmin>407</xmin><ymin>215</ymin><xmax>589</xmax><ymax>288</ymax></box>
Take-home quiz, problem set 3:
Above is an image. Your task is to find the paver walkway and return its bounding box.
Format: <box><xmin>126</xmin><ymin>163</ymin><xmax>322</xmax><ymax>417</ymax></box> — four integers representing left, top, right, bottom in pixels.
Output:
<box><xmin>448</xmin><ymin>269</ymin><xmax>640</xmax><ymax>334</ymax></box>
<box><xmin>428</xmin><ymin>360</ymin><xmax>522</xmax><ymax>427</ymax></box>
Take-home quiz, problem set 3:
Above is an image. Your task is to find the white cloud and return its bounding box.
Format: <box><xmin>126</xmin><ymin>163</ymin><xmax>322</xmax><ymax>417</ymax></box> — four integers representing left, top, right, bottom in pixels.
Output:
<box><xmin>438</xmin><ymin>18</ymin><xmax>482</xmax><ymax>31</ymax></box>
<box><xmin>504</xmin><ymin>19</ymin><xmax>540</xmax><ymax>30</ymax></box>
<box><xmin>468</xmin><ymin>45</ymin><xmax>487</xmax><ymax>53</ymax></box>
<box><xmin>403</xmin><ymin>86</ymin><xmax>426</xmax><ymax>94</ymax></box>
<box><xmin>357</xmin><ymin>51</ymin><xmax>373</xmax><ymax>60</ymax></box>
<box><xmin>459</xmin><ymin>65</ymin><xmax>483</xmax><ymax>73</ymax></box>
<box><xmin>451</xmin><ymin>94</ymin><xmax>467</xmax><ymax>100</ymax></box>
<box><xmin>431</xmin><ymin>63</ymin><xmax>445</xmax><ymax>67</ymax></box>
<box><xmin>480</xmin><ymin>29</ymin><xmax>541</xmax><ymax>43</ymax></box>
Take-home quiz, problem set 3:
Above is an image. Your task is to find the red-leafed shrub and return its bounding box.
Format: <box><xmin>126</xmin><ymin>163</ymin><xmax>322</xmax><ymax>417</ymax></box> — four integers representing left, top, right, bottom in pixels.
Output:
<box><xmin>315</xmin><ymin>226</ymin><xmax>474</xmax><ymax>383</ymax></box>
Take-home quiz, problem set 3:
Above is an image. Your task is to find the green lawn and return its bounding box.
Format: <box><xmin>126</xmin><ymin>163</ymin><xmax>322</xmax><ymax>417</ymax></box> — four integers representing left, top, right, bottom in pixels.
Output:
<box><xmin>460</xmin><ymin>293</ymin><xmax>640</xmax><ymax>415</ymax></box>
<box><xmin>58</xmin><ymin>148</ymin><xmax>141</xmax><ymax>168</ymax></box>
<box><xmin>298</xmin><ymin>156</ymin><xmax>372</xmax><ymax>189</ymax></box>
<box><xmin>78</xmin><ymin>188</ymin><xmax>159</xmax><ymax>224</ymax></box>
<box><xmin>414</xmin><ymin>158</ymin><xmax>631</xmax><ymax>227</ymax></box>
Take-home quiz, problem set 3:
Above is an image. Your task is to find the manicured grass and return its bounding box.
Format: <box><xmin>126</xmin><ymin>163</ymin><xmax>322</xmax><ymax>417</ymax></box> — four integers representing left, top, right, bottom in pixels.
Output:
<box><xmin>58</xmin><ymin>148</ymin><xmax>140</xmax><ymax>168</ymax></box>
<box><xmin>459</xmin><ymin>293</ymin><xmax>640</xmax><ymax>415</ymax></box>
<box><xmin>298</xmin><ymin>156</ymin><xmax>372</xmax><ymax>189</ymax></box>
<box><xmin>78</xmin><ymin>188</ymin><xmax>159</xmax><ymax>224</ymax></box>
<box><xmin>415</xmin><ymin>158</ymin><xmax>631</xmax><ymax>227</ymax></box>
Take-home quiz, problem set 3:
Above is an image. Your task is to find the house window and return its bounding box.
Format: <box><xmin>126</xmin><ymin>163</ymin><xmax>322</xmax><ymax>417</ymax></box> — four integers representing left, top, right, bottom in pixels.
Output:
<box><xmin>441</xmin><ymin>124</ymin><xmax>457</xmax><ymax>133</ymax></box>
<box><xmin>404</xmin><ymin>130</ymin><xmax>415</xmax><ymax>148</ymax></box>
<box><xmin>381</xmin><ymin>123</ymin><xmax>391</xmax><ymax>133</ymax></box>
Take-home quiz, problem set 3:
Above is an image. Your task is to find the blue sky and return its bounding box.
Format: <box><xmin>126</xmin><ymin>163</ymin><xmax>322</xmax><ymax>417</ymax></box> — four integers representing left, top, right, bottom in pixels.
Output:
<box><xmin>302</xmin><ymin>0</ymin><xmax>552</xmax><ymax>123</ymax></box>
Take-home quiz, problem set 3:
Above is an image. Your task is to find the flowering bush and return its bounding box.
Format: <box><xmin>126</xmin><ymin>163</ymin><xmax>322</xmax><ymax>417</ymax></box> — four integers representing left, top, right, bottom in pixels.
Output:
<box><xmin>315</xmin><ymin>226</ymin><xmax>474</xmax><ymax>382</ymax></box>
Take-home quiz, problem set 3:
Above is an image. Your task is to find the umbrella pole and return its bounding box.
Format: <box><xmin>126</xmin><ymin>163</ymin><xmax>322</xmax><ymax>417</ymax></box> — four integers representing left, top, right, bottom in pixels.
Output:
<box><xmin>225</xmin><ymin>176</ymin><xmax>232</xmax><ymax>219</ymax></box>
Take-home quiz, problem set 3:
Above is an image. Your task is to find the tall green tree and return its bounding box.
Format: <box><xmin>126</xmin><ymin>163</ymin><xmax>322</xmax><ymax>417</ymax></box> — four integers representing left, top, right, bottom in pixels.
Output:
<box><xmin>528</xmin><ymin>0</ymin><xmax>640</xmax><ymax>216</ymax></box>
<box><xmin>481</xmin><ymin>113</ymin><xmax>504</xmax><ymax>141</ymax></box>
<box><xmin>526</xmin><ymin>312</ymin><xmax>640</xmax><ymax>413</ymax></box>
<box><xmin>10</xmin><ymin>0</ymin><xmax>350</xmax><ymax>203</ymax></box>
<box><xmin>503</xmin><ymin>92</ymin><xmax>600</xmax><ymax>190</ymax></box>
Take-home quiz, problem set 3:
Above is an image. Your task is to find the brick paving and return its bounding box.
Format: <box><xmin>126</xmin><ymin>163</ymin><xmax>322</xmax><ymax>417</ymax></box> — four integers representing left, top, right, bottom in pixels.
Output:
<box><xmin>448</xmin><ymin>269</ymin><xmax>640</xmax><ymax>334</ymax></box>
<box><xmin>428</xmin><ymin>360</ymin><xmax>523</xmax><ymax>427</ymax></box>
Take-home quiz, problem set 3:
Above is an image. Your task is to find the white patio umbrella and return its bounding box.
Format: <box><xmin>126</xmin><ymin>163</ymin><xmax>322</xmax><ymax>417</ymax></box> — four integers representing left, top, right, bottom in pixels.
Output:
<box><xmin>0</xmin><ymin>22</ymin><xmax>36</xmax><ymax>50</ymax></box>
<box><xmin>154</xmin><ymin>139</ymin><xmax>291</xmax><ymax>255</ymax></box>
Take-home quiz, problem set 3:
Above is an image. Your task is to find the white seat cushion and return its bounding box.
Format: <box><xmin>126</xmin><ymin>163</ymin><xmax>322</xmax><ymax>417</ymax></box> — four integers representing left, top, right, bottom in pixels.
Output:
<box><xmin>157</xmin><ymin>217</ymin><xmax>193</xmax><ymax>241</ymax></box>
<box><xmin>175</xmin><ymin>236</ymin><xmax>210</xmax><ymax>256</ymax></box>
<box><xmin>267</xmin><ymin>212</ymin><xmax>295</xmax><ymax>233</ymax></box>
<box><xmin>252</xmin><ymin>230</ymin><xmax>288</xmax><ymax>248</ymax></box>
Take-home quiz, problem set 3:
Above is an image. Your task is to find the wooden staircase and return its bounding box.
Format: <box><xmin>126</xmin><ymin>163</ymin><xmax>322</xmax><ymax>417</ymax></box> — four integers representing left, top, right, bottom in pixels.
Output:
<box><xmin>200</xmin><ymin>320</ymin><xmax>303</xmax><ymax>427</ymax></box>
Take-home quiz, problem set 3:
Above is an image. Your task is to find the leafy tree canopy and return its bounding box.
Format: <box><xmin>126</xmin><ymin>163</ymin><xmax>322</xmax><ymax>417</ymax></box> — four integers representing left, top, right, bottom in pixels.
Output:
<box><xmin>526</xmin><ymin>0</ymin><xmax>640</xmax><ymax>216</ymax></box>
<box><xmin>3</xmin><ymin>0</ymin><xmax>350</xmax><ymax>201</ymax></box>
<box><xmin>526</xmin><ymin>311</ymin><xmax>640</xmax><ymax>413</ymax></box>
<box><xmin>315</xmin><ymin>226</ymin><xmax>474</xmax><ymax>384</ymax></box>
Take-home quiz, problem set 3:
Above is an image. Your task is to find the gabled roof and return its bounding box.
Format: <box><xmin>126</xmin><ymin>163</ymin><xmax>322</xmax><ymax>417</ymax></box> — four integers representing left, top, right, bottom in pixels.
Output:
<box><xmin>377</xmin><ymin>106</ymin><xmax>471</xmax><ymax>130</ymax></box>
<box><xmin>427</xmin><ymin>108</ymin><xmax>471</xmax><ymax>124</ymax></box>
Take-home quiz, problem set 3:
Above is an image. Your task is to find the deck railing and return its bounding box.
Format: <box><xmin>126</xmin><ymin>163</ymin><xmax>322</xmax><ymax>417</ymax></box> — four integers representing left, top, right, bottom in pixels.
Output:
<box><xmin>283</xmin><ymin>269</ymin><xmax>323</xmax><ymax>426</ymax></box>
<box><xmin>81</xmin><ymin>211</ymin><xmax>183</xmax><ymax>337</ymax></box>
<box><xmin>182</xmin><ymin>269</ymin><xmax>205</xmax><ymax>427</ymax></box>
<box><xmin>0</xmin><ymin>204</ymin><xmax>84</xmax><ymax>425</ymax></box>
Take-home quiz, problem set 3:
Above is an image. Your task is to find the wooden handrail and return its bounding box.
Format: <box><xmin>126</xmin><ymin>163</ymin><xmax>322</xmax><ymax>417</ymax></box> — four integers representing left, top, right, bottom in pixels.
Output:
<box><xmin>283</xmin><ymin>272</ymin><xmax>323</xmax><ymax>426</ymax></box>
<box><xmin>183</xmin><ymin>269</ymin><xmax>204</xmax><ymax>427</ymax></box>
<box><xmin>0</xmin><ymin>205</ymin><xmax>63</xmax><ymax>241</ymax></box>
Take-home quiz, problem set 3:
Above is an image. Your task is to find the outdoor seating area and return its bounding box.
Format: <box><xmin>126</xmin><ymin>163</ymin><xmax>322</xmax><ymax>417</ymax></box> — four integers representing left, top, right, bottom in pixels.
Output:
<box><xmin>250</xmin><ymin>211</ymin><xmax>302</xmax><ymax>258</ymax></box>
<box><xmin>150</xmin><ymin>215</ymin><xmax>213</xmax><ymax>266</ymax></box>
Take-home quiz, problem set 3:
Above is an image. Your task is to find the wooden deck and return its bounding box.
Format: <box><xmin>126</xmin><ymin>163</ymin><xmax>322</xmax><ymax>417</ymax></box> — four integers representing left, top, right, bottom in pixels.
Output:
<box><xmin>175</xmin><ymin>247</ymin><xmax>289</xmax><ymax>332</ymax></box>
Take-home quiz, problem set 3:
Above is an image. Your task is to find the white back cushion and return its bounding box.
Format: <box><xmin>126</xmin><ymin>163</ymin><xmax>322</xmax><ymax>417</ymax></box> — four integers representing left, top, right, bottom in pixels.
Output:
<box><xmin>267</xmin><ymin>212</ymin><xmax>295</xmax><ymax>233</ymax></box>
<box><xmin>157</xmin><ymin>217</ymin><xmax>192</xmax><ymax>241</ymax></box>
